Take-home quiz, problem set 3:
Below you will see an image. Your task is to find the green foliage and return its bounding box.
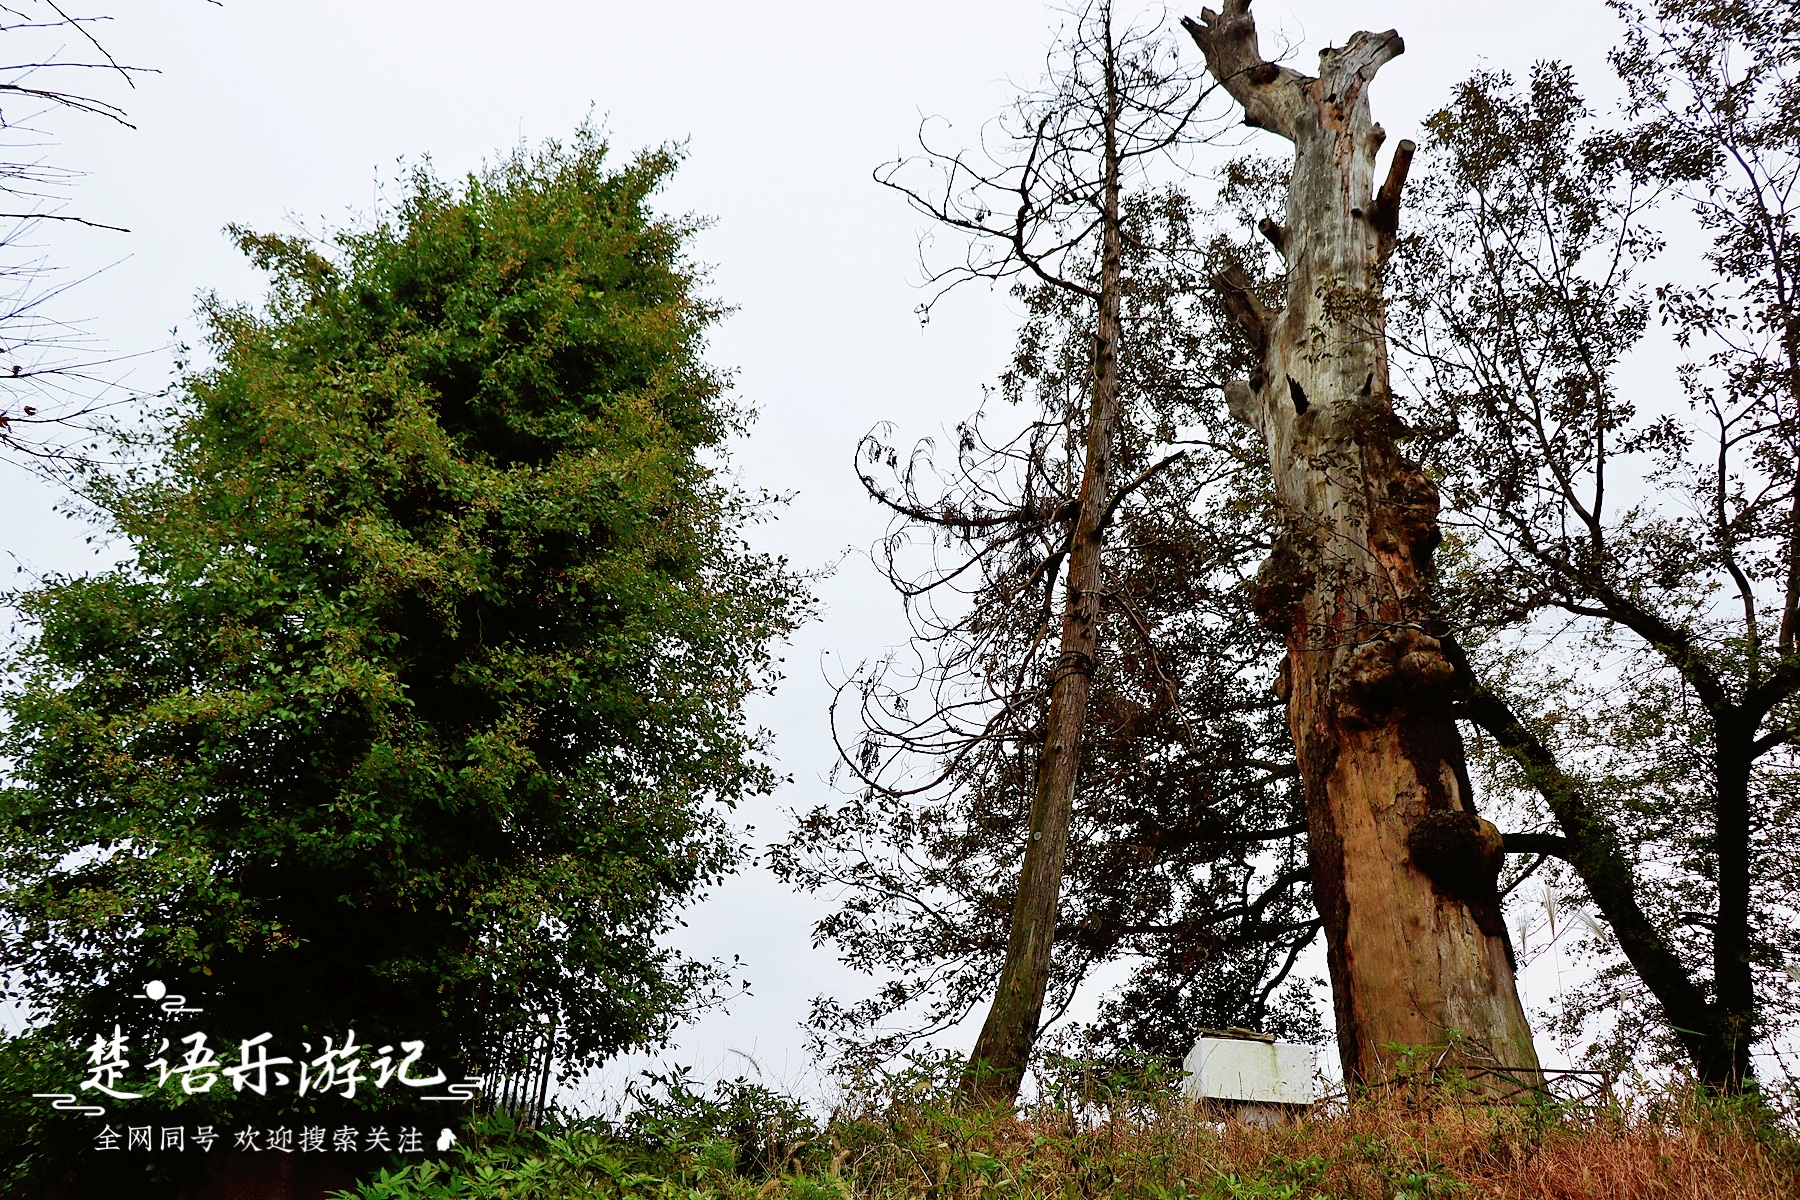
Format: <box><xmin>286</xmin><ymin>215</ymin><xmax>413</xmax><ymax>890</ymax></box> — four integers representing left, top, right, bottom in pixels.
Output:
<box><xmin>0</xmin><ymin>125</ymin><xmax>807</xmax><ymax>1107</ymax></box>
<box><xmin>333</xmin><ymin>1116</ymin><xmax>695</xmax><ymax>1200</ymax></box>
<box><xmin>0</xmin><ymin>1030</ymin><xmax>111</xmax><ymax>1196</ymax></box>
<box><xmin>330</xmin><ymin>1089</ymin><xmax>831</xmax><ymax>1200</ymax></box>
<box><xmin>624</xmin><ymin>1067</ymin><xmax>821</xmax><ymax>1176</ymax></box>
<box><xmin>1035</xmin><ymin>1046</ymin><xmax>1187</xmax><ymax>1117</ymax></box>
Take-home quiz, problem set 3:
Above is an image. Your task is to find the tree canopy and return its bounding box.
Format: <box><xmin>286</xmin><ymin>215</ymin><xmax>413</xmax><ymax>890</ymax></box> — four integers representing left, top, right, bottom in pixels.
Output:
<box><xmin>1387</xmin><ymin>0</ymin><xmax>1800</xmax><ymax>1089</ymax></box>
<box><xmin>0</xmin><ymin>131</ymin><xmax>808</xmax><ymax>1085</ymax></box>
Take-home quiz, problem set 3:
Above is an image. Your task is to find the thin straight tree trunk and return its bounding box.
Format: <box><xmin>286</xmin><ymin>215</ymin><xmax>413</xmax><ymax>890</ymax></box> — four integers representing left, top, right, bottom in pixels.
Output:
<box><xmin>959</xmin><ymin>74</ymin><xmax>1126</xmax><ymax>1108</ymax></box>
<box><xmin>1187</xmin><ymin>1</ymin><xmax>1538</xmax><ymax>1088</ymax></box>
<box><xmin>1712</xmin><ymin>725</ymin><xmax>1754</xmax><ymax>1086</ymax></box>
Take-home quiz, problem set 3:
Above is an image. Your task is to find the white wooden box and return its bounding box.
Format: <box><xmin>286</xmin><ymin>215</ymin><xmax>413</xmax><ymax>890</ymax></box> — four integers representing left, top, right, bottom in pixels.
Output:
<box><xmin>1180</xmin><ymin>1036</ymin><xmax>1316</xmax><ymax>1106</ymax></box>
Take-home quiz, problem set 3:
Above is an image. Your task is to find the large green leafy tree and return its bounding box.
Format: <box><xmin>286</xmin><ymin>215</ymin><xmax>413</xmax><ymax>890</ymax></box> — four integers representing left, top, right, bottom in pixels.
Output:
<box><xmin>0</xmin><ymin>132</ymin><xmax>806</xmax><ymax>1083</ymax></box>
<box><xmin>1387</xmin><ymin>0</ymin><xmax>1800</xmax><ymax>1091</ymax></box>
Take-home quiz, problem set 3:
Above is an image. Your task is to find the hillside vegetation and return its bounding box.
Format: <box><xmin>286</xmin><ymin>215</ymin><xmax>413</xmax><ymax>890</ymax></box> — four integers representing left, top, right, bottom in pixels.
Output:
<box><xmin>336</xmin><ymin>1071</ymin><xmax>1800</xmax><ymax>1200</ymax></box>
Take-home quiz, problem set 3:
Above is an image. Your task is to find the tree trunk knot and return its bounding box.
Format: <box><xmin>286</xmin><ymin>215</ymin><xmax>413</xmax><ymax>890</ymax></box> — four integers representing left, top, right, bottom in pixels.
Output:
<box><xmin>1329</xmin><ymin>626</ymin><xmax>1455</xmax><ymax>728</ymax></box>
<box><xmin>1252</xmin><ymin>539</ymin><xmax>1314</xmax><ymax>633</ymax></box>
<box><xmin>1382</xmin><ymin>467</ymin><xmax>1442</xmax><ymax>560</ymax></box>
<box><xmin>1406</xmin><ymin>811</ymin><xmax>1508</xmax><ymax>939</ymax></box>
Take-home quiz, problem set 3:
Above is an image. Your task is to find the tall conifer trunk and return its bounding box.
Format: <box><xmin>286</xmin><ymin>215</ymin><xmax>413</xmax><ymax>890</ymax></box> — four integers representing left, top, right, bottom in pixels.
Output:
<box><xmin>1186</xmin><ymin>1</ymin><xmax>1538</xmax><ymax>1086</ymax></box>
<box><xmin>958</xmin><ymin>66</ymin><xmax>1127</xmax><ymax>1109</ymax></box>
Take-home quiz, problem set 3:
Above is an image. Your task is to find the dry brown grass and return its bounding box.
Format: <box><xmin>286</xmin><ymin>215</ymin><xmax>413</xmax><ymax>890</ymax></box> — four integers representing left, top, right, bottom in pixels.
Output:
<box><xmin>826</xmin><ymin>1089</ymin><xmax>1800</xmax><ymax>1200</ymax></box>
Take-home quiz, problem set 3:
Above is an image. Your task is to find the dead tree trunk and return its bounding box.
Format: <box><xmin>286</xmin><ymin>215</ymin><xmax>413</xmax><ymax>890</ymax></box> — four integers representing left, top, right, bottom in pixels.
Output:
<box><xmin>1185</xmin><ymin>1</ymin><xmax>1538</xmax><ymax>1087</ymax></box>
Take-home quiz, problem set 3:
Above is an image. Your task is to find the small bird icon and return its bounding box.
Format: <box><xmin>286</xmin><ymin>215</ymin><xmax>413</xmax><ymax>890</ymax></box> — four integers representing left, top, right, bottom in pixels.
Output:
<box><xmin>436</xmin><ymin>1128</ymin><xmax>457</xmax><ymax>1152</ymax></box>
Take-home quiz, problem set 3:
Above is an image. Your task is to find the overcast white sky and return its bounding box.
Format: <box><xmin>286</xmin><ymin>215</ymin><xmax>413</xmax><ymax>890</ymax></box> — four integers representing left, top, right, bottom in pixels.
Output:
<box><xmin>1</xmin><ymin>0</ymin><xmax>1637</xmax><ymax>1103</ymax></box>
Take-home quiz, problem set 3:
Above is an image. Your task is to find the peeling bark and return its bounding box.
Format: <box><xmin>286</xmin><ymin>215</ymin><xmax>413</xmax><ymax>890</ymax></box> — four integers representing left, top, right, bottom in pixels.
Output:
<box><xmin>1186</xmin><ymin>1</ymin><xmax>1539</xmax><ymax>1087</ymax></box>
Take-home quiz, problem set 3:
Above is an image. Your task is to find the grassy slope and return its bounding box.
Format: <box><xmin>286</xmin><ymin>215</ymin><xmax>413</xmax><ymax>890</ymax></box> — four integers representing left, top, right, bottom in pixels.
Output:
<box><xmin>336</xmin><ymin>1088</ymin><xmax>1800</xmax><ymax>1200</ymax></box>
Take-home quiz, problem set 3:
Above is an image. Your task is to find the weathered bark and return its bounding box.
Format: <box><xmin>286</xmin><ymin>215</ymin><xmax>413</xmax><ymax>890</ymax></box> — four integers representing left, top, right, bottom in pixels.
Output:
<box><xmin>958</xmin><ymin>84</ymin><xmax>1127</xmax><ymax>1107</ymax></box>
<box><xmin>1186</xmin><ymin>1</ymin><xmax>1538</xmax><ymax>1087</ymax></box>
